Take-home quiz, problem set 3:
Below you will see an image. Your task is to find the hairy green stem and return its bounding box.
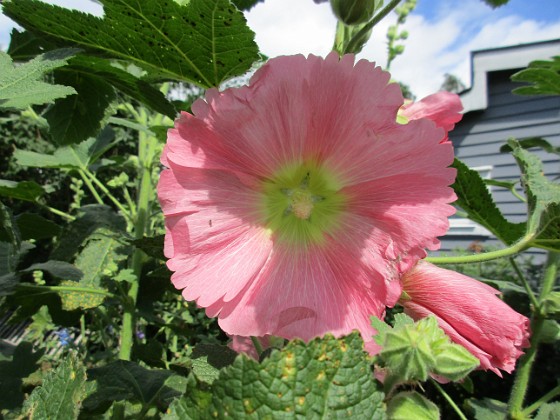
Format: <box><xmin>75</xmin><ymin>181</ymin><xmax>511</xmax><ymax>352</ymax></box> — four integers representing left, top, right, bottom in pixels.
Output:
<box><xmin>508</xmin><ymin>252</ymin><xmax>558</xmax><ymax>418</ymax></box>
<box><xmin>431</xmin><ymin>380</ymin><xmax>468</xmax><ymax>420</ymax></box>
<box><xmin>78</xmin><ymin>169</ymin><xmax>104</xmax><ymax>205</ymax></box>
<box><xmin>251</xmin><ymin>336</ymin><xmax>264</xmax><ymax>357</ymax></box>
<box><xmin>509</xmin><ymin>257</ymin><xmax>540</xmax><ymax>311</ymax></box>
<box><xmin>118</xmin><ymin>109</ymin><xmax>157</xmax><ymax>361</ymax></box>
<box><xmin>82</xmin><ymin>169</ymin><xmax>133</xmax><ymax>222</ymax></box>
<box><xmin>521</xmin><ymin>384</ymin><xmax>560</xmax><ymax>417</ymax></box>
<box><xmin>426</xmin><ymin>235</ymin><xmax>533</xmax><ymax>265</ymax></box>
<box><xmin>37</xmin><ymin>202</ymin><xmax>75</xmax><ymax>221</ymax></box>
<box><xmin>344</xmin><ymin>0</ymin><xmax>402</xmax><ymax>54</ymax></box>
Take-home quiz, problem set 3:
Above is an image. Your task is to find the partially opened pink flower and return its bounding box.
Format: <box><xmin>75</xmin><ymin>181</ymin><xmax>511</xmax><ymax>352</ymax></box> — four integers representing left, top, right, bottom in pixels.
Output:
<box><xmin>400</xmin><ymin>91</ymin><xmax>463</xmax><ymax>143</ymax></box>
<box><xmin>158</xmin><ymin>52</ymin><xmax>456</xmax><ymax>346</ymax></box>
<box><xmin>400</xmin><ymin>261</ymin><xmax>531</xmax><ymax>376</ymax></box>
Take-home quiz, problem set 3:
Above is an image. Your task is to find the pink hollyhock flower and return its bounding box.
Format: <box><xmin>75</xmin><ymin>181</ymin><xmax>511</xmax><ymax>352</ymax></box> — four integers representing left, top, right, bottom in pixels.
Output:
<box><xmin>158</xmin><ymin>52</ymin><xmax>456</xmax><ymax>347</ymax></box>
<box><xmin>400</xmin><ymin>91</ymin><xmax>463</xmax><ymax>143</ymax></box>
<box><xmin>399</xmin><ymin>261</ymin><xmax>531</xmax><ymax>376</ymax></box>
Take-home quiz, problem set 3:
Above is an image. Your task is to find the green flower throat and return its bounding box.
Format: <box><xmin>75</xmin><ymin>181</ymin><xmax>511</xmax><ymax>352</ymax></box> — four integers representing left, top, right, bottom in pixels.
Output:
<box><xmin>261</xmin><ymin>161</ymin><xmax>347</xmax><ymax>246</ymax></box>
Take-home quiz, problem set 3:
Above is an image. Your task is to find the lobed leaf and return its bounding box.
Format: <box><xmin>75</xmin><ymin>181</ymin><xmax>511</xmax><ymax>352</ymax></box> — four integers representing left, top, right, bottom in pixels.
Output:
<box><xmin>22</xmin><ymin>355</ymin><xmax>88</xmax><ymax>420</ymax></box>
<box><xmin>451</xmin><ymin>158</ymin><xmax>525</xmax><ymax>245</ymax></box>
<box><xmin>44</xmin><ymin>70</ymin><xmax>116</xmax><ymax>145</ymax></box>
<box><xmin>0</xmin><ymin>180</ymin><xmax>46</xmax><ymax>202</ymax></box>
<box><xmin>165</xmin><ymin>333</ymin><xmax>385</xmax><ymax>419</ymax></box>
<box><xmin>83</xmin><ymin>361</ymin><xmax>186</xmax><ymax>413</ymax></box>
<box><xmin>0</xmin><ymin>48</ymin><xmax>77</xmax><ymax>110</ymax></box>
<box><xmin>511</xmin><ymin>56</ymin><xmax>560</xmax><ymax>96</ymax></box>
<box><xmin>508</xmin><ymin>139</ymin><xmax>560</xmax><ymax>251</ymax></box>
<box><xmin>386</xmin><ymin>391</ymin><xmax>440</xmax><ymax>420</ymax></box>
<box><xmin>3</xmin><ymin>0</ymin><xmax>260</xmax><ymax>88</ymax></box>
<box><xmin>0</xmin><ymin>342</ymin><xmax>44</xmax><ymax>410</ymax></box>
<box><xmin>190</xmin><ymin>344</ymin><xmax>238</xmax><ymax>384</ymax></box>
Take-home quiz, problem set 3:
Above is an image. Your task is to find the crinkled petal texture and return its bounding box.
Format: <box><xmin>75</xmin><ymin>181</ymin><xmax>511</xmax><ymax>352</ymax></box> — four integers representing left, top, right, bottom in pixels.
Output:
<box><xmin>401</xmin><ymin>91</ymin><xmax>463</xmax><ymax>143</ymax></box>
<box><xmin>158</xmin><ymin>52</ymin><xmax>457</xmax><ymax>346</ymax></box>
<box><xmin>401</xmin><ymin>261</ymin><xmax>530</xmax><ymax>376</ymax></box>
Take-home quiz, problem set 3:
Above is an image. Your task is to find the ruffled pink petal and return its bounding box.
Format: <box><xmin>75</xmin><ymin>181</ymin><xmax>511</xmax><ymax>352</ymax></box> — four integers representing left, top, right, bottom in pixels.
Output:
<box><xmin>212</xmin><ymin>241</ymin><xmax>389</xmax><ymax>345</ymax></box>
<box><xmin>165</xmin><ymin>53</ymin><xmax>405</xmax><ymax>184</ymax></box>
<box><xmin>158</xmin><ymin>165</ymin><xmax>273</xmax><ymax>307</ymax></box>
<box><xmin>400</xmin><ymin>261</ymin><xmax>531</xmax><ymax>376</ymax></box>
<box><xmin>401</xmin><ymin>92</ymin><xmax>463</xmax><ymax>143</ymax></box>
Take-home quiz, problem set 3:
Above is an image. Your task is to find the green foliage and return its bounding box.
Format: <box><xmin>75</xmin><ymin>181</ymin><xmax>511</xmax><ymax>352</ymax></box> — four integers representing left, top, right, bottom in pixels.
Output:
<box><xmin>167</xmin><ymin>333</ymin><xmax>385</xmax><ymax>419</ymax></box>
<box><xmin>387</xmin><ymin>391</ymin><xmax>440</xmax><ymax>420</ymax></box>
<box><xmin>14</xmin><ymin>213</ymin><xmax>61</xmax><ymax>240</ymax></box>
<box><xmin>508</xmin><ymin>139</ymin><xmax>560</xmax><ymax>251</ymax></box>
<box><xmin>3</xmin><ymin>0</ymin><xmax>260</xmax><ymax>88</ymax></box>
<box><xmin>45</xmin><ymin>71</ymin><xmax>116</xmax><ymax>145</ymax></box>
<box><xmin>534</xmin><ymin>402</ymin><xmax>560</xmax><ymax>420</ymax></box>
<box><xmin>231</xmin><ymin>0</ymin><xmax>265</xmax><ymax>11</ymax></box>
<box><xmin>83</xmin><ymin>360</ymin><xmax>187</xmax><ymax>414</ymax></box>
<box><xmin>22</xmin><ymin>355</ymin><xmax>88</xmax><ymax>420</ymax></box>
<box><xmin>467</xmin><ymin>398</ymin><xmax>507</xmax><ymax>419</ymax></box>
<box><xmin>0</xmin><ymin>342</ymin><xmax>43</xmax><ymax>410</ymax></box>
<box><xmin>500</xmin><ymin>137</ymin><xmax>560</xmax><ymax>157</ymax></box>
<box><xmin>511</xmin><ymin>56</ymin><xmax>560</xmax><ymax>96</ymax></box>
<box><xmin>0</xmin><ymin>48</ymin><xmax>77</xmax><ymax>110</ymax></box>
<box><xmin>0</xmin><ymin>180</ymin><xmax>45</xmax><ymax>202</ymax></box>
<box><xmin>190</xmin><ymin>344</ymin><xmax>238</xmax><ymax>384</ymax></box>
<box><xmin>451</xmin><ymin>158</ymin><xmax>525</xmax><ymax>245</ymax></box>
<box><xmin>373</xmin><ymin>314</ymin><xmax>479</xmax><ymax>391</ymax></box>
<box><xmin>14</xmin><ymin>127</ymin><xmax>115</xmax><ymax>169</ymax></box>
<box><xmin>480</xmin><ymin>0</ymin><xmax>510</xmax><ymax>8</ymax></box>
<box><xmin>50</xmin><ymin>205</ymin><xmax>126</xmax><ymax>262</ymax></box>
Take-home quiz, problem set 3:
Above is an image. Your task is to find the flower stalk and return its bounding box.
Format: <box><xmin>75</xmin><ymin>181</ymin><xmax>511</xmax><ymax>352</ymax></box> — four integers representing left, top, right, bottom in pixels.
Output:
<box><xmin>508</xmin><ymin>252</ymin><xmax>559</xmax><ymax>418</ymax></box>
<box><xmin>118</xmin><ymin>107</ymin><xmax>159</xmax><ymax>361</ymax></box>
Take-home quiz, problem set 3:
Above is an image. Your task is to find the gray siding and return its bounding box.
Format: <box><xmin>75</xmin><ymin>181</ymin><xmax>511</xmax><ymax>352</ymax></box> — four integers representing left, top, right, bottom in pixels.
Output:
<box><xmin>437</xmin><ymin>69</ymin><xmax>560</xmax><ymax>259</ymax></box>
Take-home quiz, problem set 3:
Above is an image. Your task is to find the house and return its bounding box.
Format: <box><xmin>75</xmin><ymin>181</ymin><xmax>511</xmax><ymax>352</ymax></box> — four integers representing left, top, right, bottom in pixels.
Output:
<box><xmin>440</xmin><ymin>39</ymin><xmax>560</xmax><ymax>259</ymax></box>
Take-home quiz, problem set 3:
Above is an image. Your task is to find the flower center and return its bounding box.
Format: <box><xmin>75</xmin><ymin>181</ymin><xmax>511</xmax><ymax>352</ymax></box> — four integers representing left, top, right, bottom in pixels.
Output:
<box><xmin>260</xmin><ymin>160</ymin><xmax>346</xmax><ymax>247</ymax></box>
<box><xmin>290</xmin><ymin>189</ymin><xmax>315</xmax><ymax>220</ymax></box>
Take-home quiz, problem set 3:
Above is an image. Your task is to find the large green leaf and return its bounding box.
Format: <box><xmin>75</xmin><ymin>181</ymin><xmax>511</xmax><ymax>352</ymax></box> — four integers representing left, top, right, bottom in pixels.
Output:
<box><xmin>511</xmin><ymin>56</ymin><xmax>560</xmax><ymax>96</ymax></box>
<box><xmin>231</xmin><ymin>0</ymin><xmax>265</xmax><ymax>10</ymax></box>
<box><xmin>0</xmin><ymin>48</ymin><xmax>77</xmax><ymax>110</ymax></box>
<box><xmin>0</xmin><ymin>179</ymin><xmax>46</xmax><ymax>202</ymax></box>
<box><xmin>22</xmin><ymin>355</ymin><xmax>88</xmax><ymax>420</ymax></box>
<box><xmin>3</xmin><ymin>0</ymin><xmax>260</xmax><ymax>88</ymax></box>
<box><xmin>387</xmin><ymin>391</ymin><xmax>440</xmax><ymax>420</ymax></box>
<box><xmin>45</xmin><ymin>70</ymin><xmax>116</xmax><ymax>145</ymax></box>
<box><xmin>15</xmin><ymin>213</ymin><xmax>61</xmax><ymax>240</ymax></box>
<box><xmin>15</xmin><ymin>128</ymin><xmax>115</xmax><ymax>170</ymax></box>
<box><xmin>67</xmin><ymin>55</ymin><xmax>177</xmax><ymax>118</ymax></box>
<box><xmin>51</xmin><ymin>205</ymin><xmax>127</xmax><ymax>262</ymax></box>
<box><xmin>165</xmin><ymin>333</ymin><xmax>385</xmax><ymax>419</ymax></box>
<box><xmin>0</xmin><ymin>342</ymin><xmax>43</xmax><ymax>410</ymax></box>
<box><xmin>190</xmin><ymin>344</ymin><xmax>238</xmax><ymax>384</ymax></box>
<box><xmin>22</xmin><ymin>260</ymin><xmax>83</xmax><ymax>281</ymax></box>
<box><xmin>58</xmin><ymin>231</ymin><xmax>129</xmax><ymax>310</ymax></box>
<box><xmin>451</xmin><ymin>158</ymin><xmax>525</xmax><ymax>245</ymax></box>
<box><xmin>83</xmin><ymin>361</ymin><xmax>186</xmax><ymax>413</ymax></box>
<box><xmin>509</xmin><ymin>139</ymin><xmax>560</xmax><ymax>251</ymax></box>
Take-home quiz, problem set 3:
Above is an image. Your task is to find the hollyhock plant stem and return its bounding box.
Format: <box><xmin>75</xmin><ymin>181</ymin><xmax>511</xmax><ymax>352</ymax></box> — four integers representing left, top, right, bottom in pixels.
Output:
<box><xmin>508</xmin><ymin>252</ymin><xmax>559</xmax><ymax>418</ymax></box>
<box><xmin>426</xmin><ymin>234</ymin><xmax>534</xmax><ymax>265</ymax></box>
<box><xmin>430</xmin><ymin>380</ymin><xmax>468</xmax><ymax>420</ymax></box>
<box><xmin>118</xmin><ymin>108</ymin><xmax>158</xmax><ymax>361</ymax></box>
<box><xmin>344</xmin><ymin>0</ymin><xmax>402</xmax><ymax>54</ymax></box>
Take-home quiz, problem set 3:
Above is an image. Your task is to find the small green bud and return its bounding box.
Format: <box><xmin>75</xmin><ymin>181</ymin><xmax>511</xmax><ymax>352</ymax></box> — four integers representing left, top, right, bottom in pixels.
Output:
<box><xmin>330</xmin><ymin>0</ymin><xmax>381</xmax><ymax>25</ymax></box>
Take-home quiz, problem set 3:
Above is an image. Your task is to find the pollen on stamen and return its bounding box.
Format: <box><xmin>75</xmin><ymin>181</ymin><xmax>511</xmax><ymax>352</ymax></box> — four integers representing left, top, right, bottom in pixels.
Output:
<box><xmin>291</xmin><ymin>190</ymin><xmax>314</xmax><ymax>220</ymax></box>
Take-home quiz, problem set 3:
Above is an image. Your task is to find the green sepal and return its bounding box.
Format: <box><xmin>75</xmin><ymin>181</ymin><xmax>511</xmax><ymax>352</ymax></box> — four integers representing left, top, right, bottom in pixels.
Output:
<box><xmin>542</xmin><ymin>292</ymin><xmax>560</xmax><ymax>319</ymax></box>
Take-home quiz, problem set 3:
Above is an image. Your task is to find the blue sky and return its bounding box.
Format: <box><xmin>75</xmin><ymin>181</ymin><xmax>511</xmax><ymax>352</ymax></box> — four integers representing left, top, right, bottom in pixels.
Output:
<box><xmin>2</xmin><ymin>0</ymin><xmax>559</xmax><ymax>97</ymax></box>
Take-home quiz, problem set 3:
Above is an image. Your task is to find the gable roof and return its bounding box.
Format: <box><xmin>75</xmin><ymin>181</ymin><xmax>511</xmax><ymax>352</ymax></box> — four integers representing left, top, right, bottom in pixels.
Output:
<box><xmin>460</xmin><ymin>39</ymin><xmax>560</xmax><ymax>113</ymax></box>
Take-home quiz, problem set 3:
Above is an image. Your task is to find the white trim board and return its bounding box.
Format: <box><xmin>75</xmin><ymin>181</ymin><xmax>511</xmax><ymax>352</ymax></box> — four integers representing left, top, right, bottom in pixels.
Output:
<box><xmin>460</xmin><ymin>40</ymin><xmax>560</xmax><ymax>114</ymax></box>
